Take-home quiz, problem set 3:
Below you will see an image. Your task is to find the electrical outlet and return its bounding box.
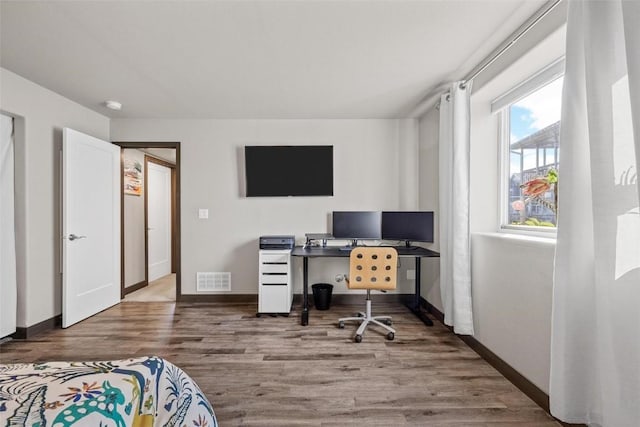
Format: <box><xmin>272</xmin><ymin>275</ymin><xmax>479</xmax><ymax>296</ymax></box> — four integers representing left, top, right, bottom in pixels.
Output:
<box><xmin>407</xmin><ymin>269</ymin><xmax>416</xmax><ymax>280</ymax></box>
<box><xmin>198</xmin><ymin>208</ymin><xmax>209</xmax><ymax>219</ymax></box>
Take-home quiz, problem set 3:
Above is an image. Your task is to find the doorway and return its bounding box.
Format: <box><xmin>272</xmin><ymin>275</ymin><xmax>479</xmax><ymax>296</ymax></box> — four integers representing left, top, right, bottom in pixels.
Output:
<box><xmin>113</xmin><ymin>142</ymin><xmax>181</xmax><ymax>302</ymax></box>
<box><xmin>142</xmin><ymin>155</ymin><xmax>175</xmax><ymax>301</ymax></box>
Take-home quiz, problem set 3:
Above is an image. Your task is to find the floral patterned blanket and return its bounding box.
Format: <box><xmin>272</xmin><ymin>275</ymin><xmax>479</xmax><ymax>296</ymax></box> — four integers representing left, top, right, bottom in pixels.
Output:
<box><xmin>0</xmin><ymin>356</ymin><xmax>217</xmax><ymax>427</ymax></box>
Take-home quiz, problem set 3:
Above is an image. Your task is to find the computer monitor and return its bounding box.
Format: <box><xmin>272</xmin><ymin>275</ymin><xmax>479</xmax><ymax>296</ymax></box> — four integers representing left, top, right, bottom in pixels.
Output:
<box><xmin>332</xmin><ymin>211</ymin><xmax>382</xmax><ymax>241</ymax></box>
<box><xmin>381</xmin><ymin>211</ymin><xmax>434</xmax><ymax>247</ymax></box>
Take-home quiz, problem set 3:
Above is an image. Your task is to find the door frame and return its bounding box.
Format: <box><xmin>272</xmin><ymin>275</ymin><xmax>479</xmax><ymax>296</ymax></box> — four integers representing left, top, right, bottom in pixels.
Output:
<box><xmin>113</xmin><ymin>141</ymin><xmax>181</xmax><ymax>301</ymax></box>
<box><xmin>145</xmin><ymin>155</ymin><xmax>176</xmax><ymax>282</ymax></box>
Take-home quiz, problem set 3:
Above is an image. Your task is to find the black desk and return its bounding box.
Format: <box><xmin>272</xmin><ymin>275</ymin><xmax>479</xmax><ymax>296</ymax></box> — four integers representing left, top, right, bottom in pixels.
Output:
<box><xmin>291</xmin><ymin>246</ymin><xmax>440</xmax><ymax>327</ymax></box>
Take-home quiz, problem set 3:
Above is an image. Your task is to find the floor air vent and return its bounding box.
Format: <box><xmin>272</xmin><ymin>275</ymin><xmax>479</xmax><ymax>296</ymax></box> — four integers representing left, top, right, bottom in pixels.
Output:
<box><xmin>197</xmin><ymin>272</ymin><xmax>231</xmax><ymax>292</ymax></box>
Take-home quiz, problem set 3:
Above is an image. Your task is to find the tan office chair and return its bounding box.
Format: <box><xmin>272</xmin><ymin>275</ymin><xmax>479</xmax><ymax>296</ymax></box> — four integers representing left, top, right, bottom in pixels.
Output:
<box><xmin>338</xmin><ymin>247</ymin><xmax>397</xmax><ymax>342</ymax></box>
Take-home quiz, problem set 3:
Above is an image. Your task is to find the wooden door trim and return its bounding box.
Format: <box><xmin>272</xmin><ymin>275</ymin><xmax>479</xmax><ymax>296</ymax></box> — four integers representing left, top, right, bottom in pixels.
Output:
<box><xmin>143</xmin><ymin>155</ymin><xmax>149</xmax><ymax>290</ymax></box>
<box><xmin>146</xmin><ymin>155</ymin><xmax>175</xmax><ymax>170</ymax></box>
<box><xmin>118</xmin><ymin>151</ymin><xmax>149</xmax><ymax>298</ymax></box>
<box><xmin>112</xmin><ymin>142</ymin><xmax>181</xmax><ymax>302</ymax></box>
<box><xmin>171</xmin><ymin>168</ymin><xmax>177</xmax><ymax>273</ymax></box>
<box><xmin>119</xmin><ymin>150</ymin><xmax>125</xmax><ymax>299</ymax></box>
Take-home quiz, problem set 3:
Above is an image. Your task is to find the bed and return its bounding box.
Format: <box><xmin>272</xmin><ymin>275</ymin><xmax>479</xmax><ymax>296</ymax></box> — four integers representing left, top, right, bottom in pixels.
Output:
<box><xmin>0</xmin><ymin>356</ymin><xmax>217</xmax><ymax>427</ymax></box>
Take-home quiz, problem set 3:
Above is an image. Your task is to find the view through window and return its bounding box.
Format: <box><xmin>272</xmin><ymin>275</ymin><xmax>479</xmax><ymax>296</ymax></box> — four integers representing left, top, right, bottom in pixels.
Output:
<box><xmin>507</xmin><ymin>76</ymin><xmax>563</xmax><ymax>228</ymax></box>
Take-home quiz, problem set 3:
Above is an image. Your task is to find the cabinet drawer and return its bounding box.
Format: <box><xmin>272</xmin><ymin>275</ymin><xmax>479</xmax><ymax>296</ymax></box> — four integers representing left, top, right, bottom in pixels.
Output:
<box><xmin>260</xmin><ymin>273</ymin><xmax>289</xmax><ymax>284</ymax></box>
<box><xmin>261</xmin><ymin>263</ymin><xmax>289</xmax><ymax>274</ymax></box>
<box><xmin>259</xmin><ymin>284</ymin><xmax>290</xmax><ymax>313</ymax></box>
<box><xmin>260</xmin><ymin>253</ymin><xmax>289</xmax><ymax>264</ymax></box>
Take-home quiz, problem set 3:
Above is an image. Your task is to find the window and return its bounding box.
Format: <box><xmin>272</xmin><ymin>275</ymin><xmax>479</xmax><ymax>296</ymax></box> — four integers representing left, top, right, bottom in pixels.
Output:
<box><xmin>494</xmin><ymin>59</ymin><xmax>564</xmax><ymax>231</ymax></box>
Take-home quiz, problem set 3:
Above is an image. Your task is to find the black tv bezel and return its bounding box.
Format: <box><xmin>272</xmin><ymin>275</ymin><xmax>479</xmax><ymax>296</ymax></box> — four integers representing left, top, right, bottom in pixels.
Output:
<box><xmin>244</xmin><ymin>145</ymin><xmax>334</xmax><ymax>197</ymax></box>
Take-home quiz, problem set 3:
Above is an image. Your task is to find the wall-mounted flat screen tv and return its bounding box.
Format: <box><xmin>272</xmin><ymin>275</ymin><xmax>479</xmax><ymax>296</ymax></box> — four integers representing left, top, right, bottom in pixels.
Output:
<box><xmin>245</xmin><ymin>145</ymin><xmax>333</xmax><ymax>197</ymax></box>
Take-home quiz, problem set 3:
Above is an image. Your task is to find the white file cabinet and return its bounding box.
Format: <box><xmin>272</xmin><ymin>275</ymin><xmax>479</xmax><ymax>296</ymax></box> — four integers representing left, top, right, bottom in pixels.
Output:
<box><xmin>258</xmin><ymin>249</ymin><xmax>293</xmax><ymax>315</ymax></box>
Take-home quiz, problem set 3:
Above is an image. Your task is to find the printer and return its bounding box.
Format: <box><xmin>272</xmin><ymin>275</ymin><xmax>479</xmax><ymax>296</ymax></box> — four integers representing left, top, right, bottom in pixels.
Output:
<box><xmin>259</xmin><ymin>235</ymin><xmax>295</xmax><ymax>250</ymax></box>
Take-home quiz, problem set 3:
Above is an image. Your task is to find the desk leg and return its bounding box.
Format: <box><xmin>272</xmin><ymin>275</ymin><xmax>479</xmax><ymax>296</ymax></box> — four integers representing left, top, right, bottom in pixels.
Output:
<box><xmin>407</xmin><ymin>256</ymin><xmax>433</xmax><ymax>327</ymax></box>
<box><xmin>302</xmin><ymin>257</ymin><xmax>309</xmax><ymax>326</ymax></box>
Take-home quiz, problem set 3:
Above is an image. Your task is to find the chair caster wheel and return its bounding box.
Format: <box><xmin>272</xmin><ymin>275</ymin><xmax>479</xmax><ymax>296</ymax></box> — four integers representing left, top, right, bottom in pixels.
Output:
<box><xmin>355</xmin><ymin>335</ymin><xmax>362</xmax><ymax>343</ymax></box>
<box><xmin>386</xmin><ymin>332</ymin><xmax>394</xmax><ymax>341</ymax></box>
<box><xmin>356</xmin><ymin>312</ymin><xmax>363</xmax><ymax>317</ymax></box>
<box><xmin>338</xmin><ymin>321</ymin><xmax>345</xmax><ymax>329</ymax></box>
<box><xmin>384</xmin><ymin>320</ymin><xmax>392</xmax><ymax>326</ymax></box>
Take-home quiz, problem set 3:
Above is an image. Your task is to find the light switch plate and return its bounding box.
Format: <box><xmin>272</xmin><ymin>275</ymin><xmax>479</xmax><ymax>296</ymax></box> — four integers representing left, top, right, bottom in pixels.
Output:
<box><xmin>198</xmin><ymin>208</ymin><xmax>209</xmax><ymax>219</ymax></box>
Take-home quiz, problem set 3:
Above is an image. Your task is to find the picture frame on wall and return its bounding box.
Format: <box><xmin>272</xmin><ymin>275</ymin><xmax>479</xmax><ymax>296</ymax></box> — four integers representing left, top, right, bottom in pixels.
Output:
<box><xmin>124</xmin><ymin>158</ymin><xmax>142</xmax><ymax>196</ymax></box>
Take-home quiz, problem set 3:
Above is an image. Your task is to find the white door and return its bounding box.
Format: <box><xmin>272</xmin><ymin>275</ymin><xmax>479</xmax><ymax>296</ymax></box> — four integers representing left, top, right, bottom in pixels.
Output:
<box><xmin>147</xmin><ymin>161</ymin><xmax>172</xmax><ymax>282</ymax></box>
<box><xmin>62</xmin><ymin>128</ymin><xmax>120</xmax><ymax>328</ymax></box>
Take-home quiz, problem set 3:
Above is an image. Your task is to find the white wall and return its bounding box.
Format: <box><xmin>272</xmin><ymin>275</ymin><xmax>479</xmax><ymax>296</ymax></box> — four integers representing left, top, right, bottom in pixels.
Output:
<box><xmin>0</xmin><ymin>70</ymin><xmax>428</xmax><ymax>326</ymax></box>
<box><xmin>472</xmin><ymin>233</ymin><xmax>555</xmax><ymax>392</ymax></box>
<box><xmin>0</xmin><ymin>68</ymin><xmax>110</xmax><ymax>328</ymax></box>
<box><xmin>473</xmin><ymin>27</ymin><xmax>565</xmax><ymax>393</ymax></box>
<box><xmin>418</xmin><ymin>107</ymin><xmax>442</xmax><ymax>311</ymax></box>
<box><xmin>417</xmin><ymin>26</ymin><xmax>566</xmax><ymax>393</ymax></box>
<box><xmin>123</xmin><ymin>149</ymin><xmax>146</xmax><ymax>288</ymax></box>
<box><xmin>111</xmin><ymin>119</ymin><xmax>425</xmax><ymax>295</ymax></box>
<box><xmin>398</xmin><ymin>118</ymin><xmax>419</xmax><ymax>210</ymax></box>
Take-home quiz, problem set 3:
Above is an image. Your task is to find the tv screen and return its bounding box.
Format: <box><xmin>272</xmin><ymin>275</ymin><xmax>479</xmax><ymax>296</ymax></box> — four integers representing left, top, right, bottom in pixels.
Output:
<box><xmin>332</xmin><ymin>211</ymin><xmax>382</xmax><ymax>240</ymax></box>
<box><xmin>381</xmin><ymin>211</ymin><xmax>434</xmax><ymax>243</ymax></box>
<box><xmin>245</xmin><ymin>145</ymin><xmax>333</xmax><ymax>197</ymax></box>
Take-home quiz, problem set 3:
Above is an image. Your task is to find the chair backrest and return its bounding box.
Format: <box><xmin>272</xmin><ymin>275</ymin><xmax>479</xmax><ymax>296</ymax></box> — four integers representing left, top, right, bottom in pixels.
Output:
<box><xmin>348</xmin><ymin>247</ymin><xmax>397</xmax><ymax>291</ymax></box>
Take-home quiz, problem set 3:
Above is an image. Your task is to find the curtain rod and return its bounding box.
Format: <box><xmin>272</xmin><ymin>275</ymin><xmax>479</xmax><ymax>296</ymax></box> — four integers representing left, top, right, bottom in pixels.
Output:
<box><xmin>411</xmin><ymin>0</ymin><xmax>563</xmax><ymax>117</ymax></box>
<box><xmin>459</xmin><ymin>0</ymin><xmax>562</xmax><ymax>89</ymax></box>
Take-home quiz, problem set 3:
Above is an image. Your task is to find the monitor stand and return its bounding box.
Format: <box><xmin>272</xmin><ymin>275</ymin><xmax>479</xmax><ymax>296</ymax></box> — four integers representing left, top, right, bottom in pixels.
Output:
<box><xmin>338</xmin><ymin>240</ymin><xmax>358</xmax><ymax>252</ymax></box>
<box><xmin>404</xmin><ymin>241</ymin><xmax>419</xmax><ymax>250</ymax></box>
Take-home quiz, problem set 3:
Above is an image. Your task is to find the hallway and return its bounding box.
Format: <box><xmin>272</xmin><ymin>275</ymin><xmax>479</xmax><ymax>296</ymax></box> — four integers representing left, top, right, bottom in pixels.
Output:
<box><xmin>124</xmin><ymin>274</ymin><xmax>175</xmax><ymax>302</ymax></box>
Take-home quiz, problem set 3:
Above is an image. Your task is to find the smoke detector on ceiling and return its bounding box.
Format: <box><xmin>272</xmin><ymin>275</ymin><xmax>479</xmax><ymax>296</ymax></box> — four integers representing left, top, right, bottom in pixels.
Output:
<box><xmin>104</xmin><ymin>100</ymin><xmax>122</xmax><ymax>111</ymax></box>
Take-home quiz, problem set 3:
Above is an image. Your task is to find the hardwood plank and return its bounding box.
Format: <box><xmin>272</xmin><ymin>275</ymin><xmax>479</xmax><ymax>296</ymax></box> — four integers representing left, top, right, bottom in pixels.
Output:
<box><xmin>0</xmin><ymin>301</ymin><xmax>560</xmax><ymax>426</ymax></box>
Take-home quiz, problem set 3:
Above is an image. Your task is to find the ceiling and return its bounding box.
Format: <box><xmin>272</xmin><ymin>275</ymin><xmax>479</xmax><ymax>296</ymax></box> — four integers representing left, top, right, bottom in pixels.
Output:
<box><xmin>0</xmin><ymin>1</ymin><xmax>547</xmax><ymax>119</ymax></box>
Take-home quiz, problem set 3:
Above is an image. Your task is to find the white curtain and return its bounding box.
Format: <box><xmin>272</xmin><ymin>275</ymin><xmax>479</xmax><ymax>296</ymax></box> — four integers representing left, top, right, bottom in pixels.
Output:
<box><xmin>0</xmin><ymin>113</ymin><xmax>17</xmax><ymax>338</ymax></box>
<box><xmin>550</xmin><ymin>1</ymin><xmax>640</xmax><ymax>426</ymax></box>
<box><xmin>438</xmin><ymin>82</ymin><xmax>474</xmax><ymax>335</ymax></box>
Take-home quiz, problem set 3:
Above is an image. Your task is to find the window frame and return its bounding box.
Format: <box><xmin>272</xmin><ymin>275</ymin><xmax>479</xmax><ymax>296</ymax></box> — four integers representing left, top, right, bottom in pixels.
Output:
<box><xmin>495</xmin><ymin>58</ymin><xmax>565</xmax><ymax>236</ymax></box>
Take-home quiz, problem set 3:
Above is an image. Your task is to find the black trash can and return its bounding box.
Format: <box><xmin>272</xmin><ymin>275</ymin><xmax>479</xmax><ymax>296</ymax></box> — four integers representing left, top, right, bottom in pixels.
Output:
<box><xmin>312</xmin><ymin>283</ymin><xmax>333</xmax><ymax>310</ymax></box>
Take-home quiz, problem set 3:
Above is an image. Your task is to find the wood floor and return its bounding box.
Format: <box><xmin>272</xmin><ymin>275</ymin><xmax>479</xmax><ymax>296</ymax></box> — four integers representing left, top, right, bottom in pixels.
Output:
<box><xmin>0</xmin><ymin>301</ymin><xmax>560</xmax><ymax>426</ymax></box>
<box><xmin>125</xmin><ymin>273</ymin><xmax>176</xmax><ymax>302</ymax></box>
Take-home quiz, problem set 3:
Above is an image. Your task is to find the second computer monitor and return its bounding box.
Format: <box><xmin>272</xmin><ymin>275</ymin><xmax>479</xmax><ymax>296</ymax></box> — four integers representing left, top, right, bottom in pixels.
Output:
<box><xmin>332</xmin><ymin>211</ymin><xmax>382</xmax><ymax>240</ymax></box>
<box><xmin>381</xmin><ymin>211</ymin><xmax>434</xmax><ymax>245</ymax></box>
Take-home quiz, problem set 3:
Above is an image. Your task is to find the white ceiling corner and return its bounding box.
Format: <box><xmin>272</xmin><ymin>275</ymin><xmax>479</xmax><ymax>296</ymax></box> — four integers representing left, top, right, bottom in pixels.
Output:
<box><xmin>0</xmin><ymin>0</ymin><xmax>548</xmax><ymax>119</ymax></box>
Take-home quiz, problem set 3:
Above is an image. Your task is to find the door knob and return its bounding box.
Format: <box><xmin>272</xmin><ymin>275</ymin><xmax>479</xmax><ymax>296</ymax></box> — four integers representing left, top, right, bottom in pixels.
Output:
<box><xmin>68</xmin><ymin>234</ymin><xmax>87</xmax><ymax>241</ymax></box>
